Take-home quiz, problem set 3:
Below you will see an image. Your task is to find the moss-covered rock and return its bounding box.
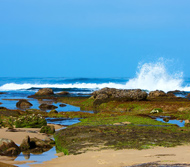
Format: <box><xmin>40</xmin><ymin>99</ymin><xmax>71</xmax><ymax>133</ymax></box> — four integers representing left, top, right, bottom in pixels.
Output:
<box><xmin>15</xmin><ymin>114</ymin><xmax>47</xmax><ymax>128</ymax></box>
<box><xmin>0</xmin><ymin>138</ymin><xmax>21</xmax><ymax>156</ymax></box>
<box><xmin>40</xmin><ymin>125</ymin><xmax>55</xmax><ymax>134</ymax></box>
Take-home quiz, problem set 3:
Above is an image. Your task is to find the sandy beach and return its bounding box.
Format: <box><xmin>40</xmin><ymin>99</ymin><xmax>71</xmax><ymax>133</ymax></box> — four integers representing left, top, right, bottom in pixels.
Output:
<box><xmin>29</xmin><ymin>145</ymin><xmax>190</xmax><ymax>167</ymax></box>
<box><xmin>0</xmin><ymin>124</ymin><xmax>64</xmax><ymax>166</ymax></box>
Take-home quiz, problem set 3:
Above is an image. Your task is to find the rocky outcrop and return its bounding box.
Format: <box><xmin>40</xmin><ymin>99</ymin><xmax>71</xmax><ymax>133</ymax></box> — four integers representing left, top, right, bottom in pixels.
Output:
<box><xmin>35</xmin><ymin>88</ymin><xmax>54</xmax><ymax>96</ymax></box>
<box><xmin>0</xmin><ymin>138</ymin><xmax>21</xmax><ymax>156</ymax></box>
<box><xmin>16</xmin><ymin>99</ymin><xmax>33</xmax><ymax>109</ymax></box>
<box><xmin>148</xmin><ymin>90</ymin><xmax>166</xmax><ymax>98</ymax></box>
<box><xmin>39</xmin><ymin>104</ymin><xmax>58</xmax><ymax>110</ymax></box>
<box><xmin>20</xmin><ymin>136</ymin><xmax>54</xmax><ymax>153</ymax></box>
<box><xmin>91</xmin><ymin>88</ymin><xmax>147</xmax><ymax>106</ymax></box>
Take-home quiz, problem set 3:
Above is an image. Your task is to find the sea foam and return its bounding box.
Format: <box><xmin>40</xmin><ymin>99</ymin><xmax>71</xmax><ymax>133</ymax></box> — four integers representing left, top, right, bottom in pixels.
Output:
<box><xmin>0</xmin><ymin>60</ymin><xmax>190</xmax><ymax>92</ymax></box>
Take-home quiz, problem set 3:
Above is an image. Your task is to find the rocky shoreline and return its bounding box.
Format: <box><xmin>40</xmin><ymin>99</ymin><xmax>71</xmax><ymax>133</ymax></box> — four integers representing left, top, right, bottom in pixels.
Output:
<box><xmin>1</xmin><ymin>87</ymin><xmax>190</xmax><ymax>166</ymax></box>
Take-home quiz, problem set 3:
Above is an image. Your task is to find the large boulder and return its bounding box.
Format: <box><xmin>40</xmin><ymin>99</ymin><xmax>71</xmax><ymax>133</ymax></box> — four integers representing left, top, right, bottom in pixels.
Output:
<box><xmin>16</xmin><ymin>99</ymin><xmax>33</xmax><ymax>109</ymax></box>
<box><xmin>148</xmin><ymin>90</ymin><xmax>166</xmax><ymax>98</ymax></box>
<box><xmin>35</xmin><ymin>88</ymin><xmax>54</xmax><ymax>96</ymax></box>
<box><xmin>20</xmin><ymin>136</ymin><xmax>54</xmax><ymax>153</ymax></box>
<box><xmin>91</xmin><ymin>88</ymin><xmax>147</xmax><ymax>106</ymax></box>
<box><xmin>39</xmin><ymin>104</ymin><xmax>58</xmax><ymax>110</ymax></box>
<box><xmin>0</xmin><ymin>138</ymin><xmax>20</xmax><ymax>156</ymax></box>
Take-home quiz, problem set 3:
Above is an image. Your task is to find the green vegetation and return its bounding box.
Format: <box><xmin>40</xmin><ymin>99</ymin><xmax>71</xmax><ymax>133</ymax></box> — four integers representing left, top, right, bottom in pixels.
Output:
<box><xmin>40</xmin><ymin>125</ymin><xmax>55</xmax><ymax>134</ymax></box>
<box><xmin>15</xmin><ymin>114</ymin><xmax>47</xmax><ymax>128</ymax></box>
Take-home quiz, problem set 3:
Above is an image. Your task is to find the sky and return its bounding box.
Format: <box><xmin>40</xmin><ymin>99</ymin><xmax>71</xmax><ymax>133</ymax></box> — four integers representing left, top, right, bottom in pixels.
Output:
<box><xmin>0</xmin><ymin>0</ymin><xmax>190</xmax><ymax>77</ymax></box>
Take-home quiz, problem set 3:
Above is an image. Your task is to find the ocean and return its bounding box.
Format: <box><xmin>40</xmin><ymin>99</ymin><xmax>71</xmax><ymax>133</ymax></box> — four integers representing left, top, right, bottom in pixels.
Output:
<box><xmin>1</xmin><ymin>61</ymin><xmax>190</xmax><ymax>111</ymax></box>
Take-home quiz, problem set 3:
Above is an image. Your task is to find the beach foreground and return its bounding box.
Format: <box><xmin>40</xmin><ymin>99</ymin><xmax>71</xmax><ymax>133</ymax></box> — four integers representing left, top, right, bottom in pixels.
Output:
<box><xmin>31</xmin><ymin>145</ymin><xmax>190</xmax><ymax>167</ymax></box>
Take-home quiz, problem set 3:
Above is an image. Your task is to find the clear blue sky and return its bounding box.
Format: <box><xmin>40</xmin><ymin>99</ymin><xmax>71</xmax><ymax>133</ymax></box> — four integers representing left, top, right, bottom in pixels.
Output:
<box><xmin>0</xmin><ymin>0</ymin><xmax>190</xmax><ymax>77</ymax></box>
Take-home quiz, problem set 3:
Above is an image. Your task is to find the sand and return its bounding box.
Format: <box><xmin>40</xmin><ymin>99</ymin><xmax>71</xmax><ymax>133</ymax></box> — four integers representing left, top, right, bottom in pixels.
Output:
<box><xmin>30</xmin><ymin>145</ymin><xmax>190</xmax><ymax>167</ymax></box>
<box><xmin>1</xmin><ymin>125</ymin><xmax>190</xmax><ymax>167</ymax></box>
<box><xmin>0</xmin><ymin>124</ymin><xmax>64</xmax><ymax>166</ymax></box>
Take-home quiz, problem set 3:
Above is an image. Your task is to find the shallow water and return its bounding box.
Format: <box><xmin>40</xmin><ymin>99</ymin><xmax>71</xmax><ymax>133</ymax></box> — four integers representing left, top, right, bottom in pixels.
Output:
<box><xmin>155</xmin><ymin>117</ymin><xmax>185</xmax><ymax>127</ymax></box>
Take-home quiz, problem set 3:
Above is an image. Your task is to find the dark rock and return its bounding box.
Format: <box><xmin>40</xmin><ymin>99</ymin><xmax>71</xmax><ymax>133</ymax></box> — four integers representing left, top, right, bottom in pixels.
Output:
<box><xmin>0</xmin><ymin>138</ymin><xmax>21</xmax><ymax>156</ymax></box>
<box><xmin>148</xmin><ymin>90</ymin><xmax>166</xmax><ymax>98</ymax></box>
<box><xmin>39</xmin><ymin>104</ymin><xmax>58</xmax><ymax>110</ymax></box>
<box><xmin>57</xmin><ymin>91</ymin><xmax>70</xmax><ymax>95</ymax></box>
<box><xmin>49</xmin><ymin>109</ymin><xmax>58</xmax><ymax>113</ymax></box>
<box><xmin>59</xmin><ymin>104</ymin><xmax>66</xmax><ymax>107</ymax></box>
<box><xmin>40</xmin><ymin>125</ymin><xmax>55</xmax><ymax>134</ymax></box>
<box><xmin>20</xmin><ymin>136</ymin><xmax>30</xmax><ymax>151</ymax></box>
<box><xmin>35</xmin><ymin>88</ymin><xmax>54</xmax><ymax>96</ymax></box>
<box><xmin>91</xmin><ymin>88</ymin><xmax>147</xmax><ymax>106</ymax></box>
<box><xmin>20</xmin><ymin>136</ymin><xmax>54</xmax><ymax>153</ymax></box>
<box><xmin>16</xmin><ymin>99</ymin><xmax>33</xmax><ymax>109</ymax></box>
<box><xmin>0</xmin><ymin>92</ymin><xmax>6</xmax><ymax>94</ymax></box>
<box><xmin>30</xmin><ymin>137</ymin><xmax>52</xmax><ymax>148</ymax></box>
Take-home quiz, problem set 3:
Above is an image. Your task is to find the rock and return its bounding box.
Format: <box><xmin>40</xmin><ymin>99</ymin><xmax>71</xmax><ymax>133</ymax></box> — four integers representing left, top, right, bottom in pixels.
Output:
<box><xmin>40</xmin><ymin>125</ymin><xmax>55</xmax><ymax>134</ymax></box>
<box><xmin>0</xmin><ymin>138</ymin><xmax>20</xmax><ymax>156</ymax></box>
<box><xmin>20</xmin><ymin>136</ymin><xmax>30</xmax><ymax>151</ymax></box>
<box><xmin>59</xmin><ymin>104</ymin><xmax>66</xmax><ymax>107</ymax></box>
<box><xmin>148</xmin><ymin>90</ymin><xmax>166</xmax><ymax>98</ymax></box>
<box><xmin>91</xmin><ymin>88</ymin><xmax>147</xmax><ymax>106</ymax></box>
<box><xmin>57</xmin><ymin>91</ymin><xmax>70</xmax><ymax>95</ymax></box>
<box><xmin>35</xmin><ymin>88</ymin><xmax>54</xmax><ymax>96</ymax></box>
<box><xmin>39</xmin><ymin>104</ymin><xmax>58</xmax><ymax>110</ymax></box>
<box><xmin>16</xmin><ymin>99</ymin><xmax>33</xmax><ymax>109</ymax></box>
<box><xmin>49</xmin><ymin>109</ymin><xmax>58</xmax><ymax>114</ymax></box>
<box><xmin>30</xmin><ymin>137</ymin><xmax>52</xmax><ymax>148</ymax></box>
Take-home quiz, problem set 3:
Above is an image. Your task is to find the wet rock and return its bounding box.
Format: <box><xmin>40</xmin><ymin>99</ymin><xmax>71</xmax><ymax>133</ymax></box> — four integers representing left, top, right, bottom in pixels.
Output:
<box><xmin>0</xmin><ymin>138</ymin><xmax>20</xmax><ymax>156</ymax></box>
<box><xmin>30</xmin><ymin>137</ymin><xmax>53</xmax><ymax>148</ymax></box>
<box><xmin>20</xmin><ymin>136</ymin><xmax>54</xmax><ymax>153</ymax></box>
<box><xmin>40</xmin><ymin>125</ymin><xmax>55</xmax><ymax>134</ymax></box>
<box><xmin>148</xmin><ymin>90</ymin><xmax>166</xmax><ymax>98</ymax></box>
<box><xmin>92</xmin><ymin>88</ymin><xmax>147</xmax><ymax>106</ymax></box>
<box><xmin>20</xmin><ymin>136</ymin><xmax>30</xmax><ymax>151</ymax></box>
<box><xmin>49</xmin><ymin>109</ymin><xmax>58</xmax><ymax>114</ymax></box>
<box><xmin>57</xmin><ymin>91</ymin><xmax>70</xmax><ymax>95</ymax></box>
<box><xmin>59</xmin><ymin>103</ymin><xmax>66</xmax><ymax>107</ymax></box>
<box><xmin>16</xmin><ymin>99</ymin><xmax>33</xmax><ymax>109</ymax></box>
<box><xmin>39</xmin><ymin>104</ymin><xmax>58</xmax><ymax>110</ymax></box>
<box><xmin>35</xmin><ymin>88</ymin><xmax>54</xmax><ymax>96</ymax></box>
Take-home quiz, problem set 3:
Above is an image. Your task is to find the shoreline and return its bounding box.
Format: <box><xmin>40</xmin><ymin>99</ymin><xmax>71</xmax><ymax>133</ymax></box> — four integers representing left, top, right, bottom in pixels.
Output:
<box><xmin>0</xmin><ymin>124</ymin><xmax>64</xmax><ymax>166</ymax></box>
<box><xmin>30</xmin><ymin>145</ymin><xmax>190</xmax><ymax>167</ymax></box>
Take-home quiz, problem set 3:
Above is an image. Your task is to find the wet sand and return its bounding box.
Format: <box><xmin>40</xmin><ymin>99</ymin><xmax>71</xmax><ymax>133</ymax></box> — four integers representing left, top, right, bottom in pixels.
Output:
<box><xmin>31</xmin><ymin>145</ymin><xmax>190</xmax><ymax>167</ymax></box>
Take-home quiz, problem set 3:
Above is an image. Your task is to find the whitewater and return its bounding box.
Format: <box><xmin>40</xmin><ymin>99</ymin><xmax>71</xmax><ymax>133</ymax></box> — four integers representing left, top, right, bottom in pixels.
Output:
<box><xmin>0</xmin><ymin>61</ymin><xmax>190</xmax><ymax>92</ymax></box>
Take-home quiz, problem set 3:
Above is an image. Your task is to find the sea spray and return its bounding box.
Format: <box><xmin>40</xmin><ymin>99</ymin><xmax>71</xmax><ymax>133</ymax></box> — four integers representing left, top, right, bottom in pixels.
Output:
<box><xmin>0</xmin><ymin>60</ymin><xmax>189</xmax><ymax>92</ymax></box>
<box><xmin>125</xmin><ymin>61</ymin><xmax>184</xmax><ymax>92</ymax></box>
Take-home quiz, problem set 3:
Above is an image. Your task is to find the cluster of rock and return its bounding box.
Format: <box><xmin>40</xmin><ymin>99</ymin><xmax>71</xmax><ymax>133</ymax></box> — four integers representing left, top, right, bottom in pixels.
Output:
<box><xmin>91</xmin><ymin>88</ymin><xmax>148</xmax><ymax>106</ymax></box>
<box><xmin>16</xmin><ymin>99</ymin><xmax>33</xmax><ymax>109</ymax></box>
<box><xmin>148</xmin><ymin>90</ymin><xmax>175</xmax><ymax>98</ymax></box>
<box><xmin>0</xmin><ymin>136</ymin><xmax>55</xmax><ymax>156</ymax></box>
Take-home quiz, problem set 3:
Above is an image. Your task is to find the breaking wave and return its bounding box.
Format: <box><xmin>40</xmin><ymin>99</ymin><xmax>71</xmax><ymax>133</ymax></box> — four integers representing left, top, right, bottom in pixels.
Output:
<box><xmin>0</xmin><ymin>59</ymin><xmax>190</xmax><ymax>92</ymax></box>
